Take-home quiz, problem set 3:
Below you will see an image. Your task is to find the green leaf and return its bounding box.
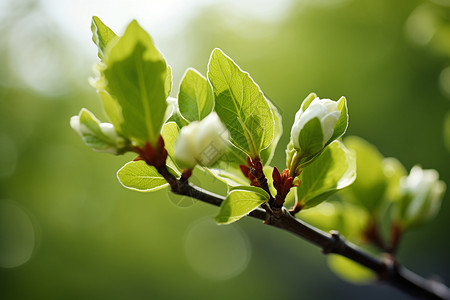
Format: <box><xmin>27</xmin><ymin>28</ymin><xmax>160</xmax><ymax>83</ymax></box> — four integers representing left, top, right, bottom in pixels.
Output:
<box><xmin>328</xmin><ymin>96</ymin><xmax>348</xmax><ymax>143</ymax></box>
<box><xmin>79</xmin><ymin>108</ymin><xmax>104</xmax><ymax>137</ymax></box>
<box><xmin>297</xmin><ymin>141</ymin><xmax>356</xmax><ymax>209</ymax></box>
<box><xmin>165</xmin><ymin>97</ymin><xmax>190</xmax><ymax>129</ymax></box>
<box><xmin>297</xmin><ymin>117</ymin><xmax>324</xmax><ymax>156</ymax></box>
<box><xmin>327</xmin><ymin>255</ymin><xmax>375</xmax><ymax>284</ymax></box>
<box><xmin>103</xmin><ymin>20</ymin><xmax>169</xmax><ymax>146</ymax></box>
<box><xmin>178</xmin><ymin>68</ymin><xmax>214</xmax><ymax>122</ymax></box>
<box><xmin>215</xmin><ymin>186</ymin><xmax>269</xmax><ymax>224</ymax></box>
<box><xmin>300</xmin><ymin>92</ymin><xmax>317</xmax><ymax>112</ymax></box>
<box><xmin>161</xmin><ymin>122</ymin><xmax>179</xmax><ymax>159</ymax></box>
<box><xmin>382</xmin><ymin>157</ymin><xmax>407</xmax><ymax>203</ymax></box>
<box><xmin>97</xmin><ymin>90</ymin><xmax>123</xmax><ymax>133</ymax></box>
<box><xmin>342</xmin><ymin>136</ymin><xmax>388</xmax><ymax>212</ymax></box>
<box><xmin>91</xmin><ymin>16</ymin><xmax>118</xmax><ymax>60</ymax></box>
<box><xmin>204</xmin><ymin>164</ymin><xmax>250</xmax><ymax>187</ymax></box>
<box><xmin>165</xmin><ymin>65</ymin><xmax>173</xmax><ymax>99</ymax></box>
<box><xmin>260</xmin><ymin>100</ymin><xmax>282</xmax><ymax>165</ymax></box>
<box><xmin>161</xmin><ymin>122</ymin><xmax>183</xmax><ymax>172</ymax></box>
<box><xmin>299</xmin><ymin>201</ymin><xmax>369</xmax><ymax>239</ymax></box>
<box><xmin>207</xmin><ymin>48</ymin><xmax>274</xmax><ymax>158</ymax></box>
<box><xmin>117</xmin><ymin>160</ymin><xmax>172</xmax><ymax>192</ymax></box>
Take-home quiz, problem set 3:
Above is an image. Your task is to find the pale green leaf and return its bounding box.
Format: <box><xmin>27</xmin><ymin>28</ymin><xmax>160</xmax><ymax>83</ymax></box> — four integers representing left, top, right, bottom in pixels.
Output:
<box><xmin>300</xmin><ymin>92</ymin><xmax>317</xmax><ymax>111</ymax></box>
<box><xmin>205</xmin><ymin>164</ymin><xmax>250</xmax><ymax>187</ymax></box>
<box><xmin>382</xmin><ymin>157</ymin><xmax>407</xmax><ymax>203</ymax></box>
<box><xmin>79</xmin><ymin>108</ymin><xmax>104</xmax><ymax>137</ymax></box>
<box><xmin>161</xmin><ymin>122</ymin><xmax>179</xmax><ymax>159</ymax></box>
<box><xmin>179</xmin><ymin>68</ymin><xmax>214</xmax><ymax>122</ymax></box>
<box><xmin>117</xmin><ymin>160</ymin><xmax>171</xmax><ymax>192</ymax></box>
<box><xmin>299</xmin><ymin>201</ymin><xmax>369</xmax><ymax>239</ymax></box>
<box><xmin>327</xmin><ymin>255</ymin><xmax>375</xmax><ymax>284</ymax></box>
<box><xmin>91</xmin><ymin>16</ymin><xmax>118</xmax><ymax>60</ymax></box>
<box><xmin>207</xmin><ymin>48</ymin><xmax>274</xmax><ymax>158</ymax></box>
<box><xmin>297</xmin><ymin>117</ymin><xmax>324</xmax><ymax>156</ymax></box>
<box><xmin>165</xmin><ymin>97</ymin><xmax>190</xmax><ymax>129</ymax></box>
<box><xmin>342</xmin><ymin>136</ymin><xmax>388</xmax><ymax>212</ymax></box>
<box><xmin>297</xmin><ymin>141</ymin><xmax>356</xmax><ymax>209</ymax></box>
<box><xmin>161</xmin><ymin>122</ymin><xmax>183</xmax><ymax>172</ymax></box>
<box><xmin>165</xmin><ymin>65</ymin><xmax>172</xmax><ymax>99</ymax></box>
<box><xmin>103</xmin><ymin>20</ymin><xmax>168</xmax><ymax>146</ymax></box>
<box><xmin>215</xmin><ymin>186</ymin><xmax>269</xmax><ymax>224</ymax></box>
<box><xmin>260</xmin><ymin>100</ymin><xmax>282</xmax><ymax>165</ymax></box>
<box><xmin>328</xmin><ymin>96</ymin><xmax>348</xmax><ymax>143</ymax></box>
<box><xmin>97</xmin><ymin>90</ymin><xmax>123</xmax><ymax>133</ymax></box>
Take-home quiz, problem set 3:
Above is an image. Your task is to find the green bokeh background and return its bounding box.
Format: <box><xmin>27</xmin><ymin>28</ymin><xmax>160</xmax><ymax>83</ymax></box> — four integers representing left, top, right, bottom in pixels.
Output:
<box><xmin>1</xmin><ymin>0</ymin><xmax>449</xmax><ymax>299</ymax></box>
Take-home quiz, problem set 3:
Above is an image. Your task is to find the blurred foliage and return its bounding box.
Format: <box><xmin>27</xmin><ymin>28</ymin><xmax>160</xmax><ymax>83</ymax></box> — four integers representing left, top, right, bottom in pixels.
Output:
<box><xmin>1</xmin><ymin>0</ymin><xmax>449</xmax><ymax>299</ymax></box>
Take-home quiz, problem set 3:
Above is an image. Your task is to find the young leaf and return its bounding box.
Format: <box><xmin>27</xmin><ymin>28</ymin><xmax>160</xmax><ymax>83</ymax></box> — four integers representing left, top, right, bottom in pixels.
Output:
<box><xmin>161</xmin><ymin>122</ymin><xmax>183</xmax><ymax>172</ymax></box>
<box><xmin>204</xmin><ymin>164</ymin><xmax>250</xmax><ymax>187</ymax></box>
<box><xmin>178</xmin><ymin>68</ymin><xmax>214</xmax><ymax>122</ymax></box>
<box><xmin>260</xmin><ymin>100</ymin><xmax>282</xmax><ymax>165</ymax></box>
<box><xmin>165</xmin><ymin>97</ymin><xmax>190</xmax><ymax>129</ymax></box>
<box><xmin>296</xmin><ymin>141</ymin><xmax>356</xmax><ymax>209</ymax></box>
<box><xmin>165</xmin><ymin>66</ymin><xmax>173</xmax><ymax>99</ymax></box>
<box><xmin>97</xmin><ymin>90</ymin><xmax>123</xmax><ymax>133</ymax></box>
<box><xmin>328</xmin><ymin>96</ymin><xmax>348</xmax><ymax>143</ymax></box>
<box><xmin>207</xmin><ymin>48</ymin><xmax>274</xmax><ymax>158</ymax></box>
<box><xmin>91</xmin><ymin>16</ymin><xmax>118</xmax><ymax>60</ymax></box>
<box><xmin>215</xmin><ymin>186</ymin><xmax>269</xmax><ymax>224</ymax></box>
<box><xmin>161</xmin><ymin>122</ymin><xmax>179</xmax><ymax>159</ymax></box>
<box><xmin>342</xmin><ymin>136</ymin><xmax>388</xmax><ymax>212</ymax></box>
<box><xmin>327</xmin><ymin>255</ymin><xmax>375</xmax><ymax>284</ymax></box>
<box><xmin>117</xmin><ymin>160</ymin><xmax>174</xmax><ymax>192</ymax></box>
<box><xmin>297</xmin><ymin>117</ymin><xmax>324</xmax><ymax>156</ymax></box>
<box><xmin>103</xmin><ymin>20</ymin><xmax>169</xmax><ymax>146</ymax></box>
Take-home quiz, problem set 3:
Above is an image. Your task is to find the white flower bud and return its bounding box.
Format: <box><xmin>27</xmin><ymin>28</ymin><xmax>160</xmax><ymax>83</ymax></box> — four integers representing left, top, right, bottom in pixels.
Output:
<box><xmin>70</xmin><ymin>115</ymin><xmax>82</xmax><ymax>136</ymax></box>
<box><xmin>290</xmin><ymin>97</ymin><xmax>340</xmax><ymax>152</ymax></box>
<box><xmin>174</xmin><ymin>112</ymin><xmax>229</xmax><ymax>169</ymax></box>
<box><xmin>70</xmin><ymin>109</ymin><xmax>128</xmax><ymax>155</ymax></box>
<box><xmin>398</xmin><ymin>165</ymin><xmax>446</xmax><ymax>229</ymax></box>
<box><xmin>99</xmin><ymin>123</ymin><xmax>127</xmax><ymax>150</ymax></box>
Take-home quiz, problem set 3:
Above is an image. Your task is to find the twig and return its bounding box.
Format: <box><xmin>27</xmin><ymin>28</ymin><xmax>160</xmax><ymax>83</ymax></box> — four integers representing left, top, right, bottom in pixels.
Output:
<box><xmin>156</xmin><ymin>164</ymin><xmax>450</xmax><ymax>300</ymax></box>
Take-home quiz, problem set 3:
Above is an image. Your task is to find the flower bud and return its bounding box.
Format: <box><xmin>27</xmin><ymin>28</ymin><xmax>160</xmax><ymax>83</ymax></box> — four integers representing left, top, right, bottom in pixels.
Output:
<box><xmin>290</xmin><ymin>96</ymin><xmax>341</xmax><ymax>155</ymax></box>
<box><xmin>70</xmin><ymin>109</ymin><xmax>129</xmax><ymax>155</ymax></box>
<box><xmin>174</xmin><ymin>112</ymin><xmax>229</xmax><ymax>169</ymax></box>
<box><xmin>395</xmin><ymin>165</ymin><xmax>446</xmax><ymax>230</ymax></box>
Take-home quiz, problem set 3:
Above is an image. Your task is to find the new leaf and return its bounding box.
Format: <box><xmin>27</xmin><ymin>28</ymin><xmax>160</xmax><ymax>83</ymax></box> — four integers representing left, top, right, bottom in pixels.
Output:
<box><xmin>215</xmin><ymin>186</ymin><xmax>269</xmax><ymax>224</ymax></box>
<box><xmin>91</xmin><ymin>16</ymin><xmax>118</xmax><ymax>60</ymax></box>
<box><xmin>103</xmin><ymin>20</ymin><xmax>170</xmax><ymax>146</ymax></box>
<box><xmin>178</xmin><ymin>68</ymin><xmax>214</xmax><ymax>122</ymax></box>
<box><xmin>117</xmin><ymin>160</ymin><xmax>176</xmax><ymax>192</ymax></box>
<box><xmin>207</xmin><ymin>49</ymin><xmax>274</xmax><ymax>158</ymax></box>
<box><xmin>297</xmin><ymin>141</ymin><xmax>356</xmax><ymax>209</ymax></box>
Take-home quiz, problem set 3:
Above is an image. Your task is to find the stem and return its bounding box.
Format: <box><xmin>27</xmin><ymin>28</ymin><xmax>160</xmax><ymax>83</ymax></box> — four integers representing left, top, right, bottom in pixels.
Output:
<box><xmin>363</xmin><ymin>216</ymin><xmax>387</xmax><ymax>251</ymax></box>
<box><xmin>156</xmin><ymin>164</ymin><xmax>450</xmax><ymax>300</ymax></box>
<box><xmin>289</xmin><ymin>151</ymin><xmax>303</xmax><ymax>178</ymax></box>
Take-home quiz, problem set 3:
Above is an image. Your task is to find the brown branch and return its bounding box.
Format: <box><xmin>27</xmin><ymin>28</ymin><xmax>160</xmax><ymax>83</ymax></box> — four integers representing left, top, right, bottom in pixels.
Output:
<box><xmin>156</xmin><ymin>164</ymin><xmax>450</xmax><ymax>300</ymax></box>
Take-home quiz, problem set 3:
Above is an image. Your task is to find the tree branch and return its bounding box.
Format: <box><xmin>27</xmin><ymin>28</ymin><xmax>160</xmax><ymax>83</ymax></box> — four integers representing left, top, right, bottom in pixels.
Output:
<box><xmin>156</xmin><ymin>164</ymin><xmax>450</xmax><ymax>300</ymax></box>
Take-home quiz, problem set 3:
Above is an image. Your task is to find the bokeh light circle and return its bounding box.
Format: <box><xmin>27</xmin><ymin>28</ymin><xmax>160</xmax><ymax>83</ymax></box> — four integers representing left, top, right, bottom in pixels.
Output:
<box><xmin>184</xmin><ymin>217</ymin><xmax>251</xmax><ymax>280</ymax></box>
<box><xmin>0</xmin><ymin>199</ymin><xmax>36</xmax><ymax>268</ymax></box>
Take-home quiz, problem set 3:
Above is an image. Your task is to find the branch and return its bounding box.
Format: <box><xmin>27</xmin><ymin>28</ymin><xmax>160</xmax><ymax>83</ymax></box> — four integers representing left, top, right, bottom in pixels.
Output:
<box><xmin>156</xmin><ymin>165</ymin><xmax>450</xmax><ymax>300</ymax></box>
